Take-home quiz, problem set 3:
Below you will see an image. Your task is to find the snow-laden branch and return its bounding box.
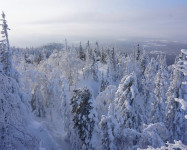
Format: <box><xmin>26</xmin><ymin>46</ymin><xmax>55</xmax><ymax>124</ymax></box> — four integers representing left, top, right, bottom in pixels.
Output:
<box><xmin>175</xmin><ymin>98</ymin><xmax>187</xmax><ymax>119</ymax></box>
<box><xmin>138</xmin><ymin>140</ymin><xmax>187</xmax><ymax>150</ymax></box>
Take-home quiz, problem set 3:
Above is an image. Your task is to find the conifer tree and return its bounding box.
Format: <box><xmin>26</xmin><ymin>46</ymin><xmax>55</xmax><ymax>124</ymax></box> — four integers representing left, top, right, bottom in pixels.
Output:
<box><xmin>91</xmin><ymin>52</ymin><xmax>98</xmax><ymax>82</ymax></box>
<box><xmin>99</xmin><ymin>114</ymin><xmax>117</xmax><ymax>150</ymax></box>
<box><xmin>94</xmin><ymin>41</ymin><xmax>100</xmax><ymax>58</ymax></box>
<box><xmin>0</xmin><ymin>11</ymin><xmax>11</xmax><ymax>76</ymax></box>
<box><xmin>167</xmin><ymin>49</ymin><xmax>187</xmax><ymax>143</ymax></box>
<box><xmin>107</xmin><ymin>48</ymin><xmax>117</xmax><ymax>82</ymax></box>
<box><xmin>78</xmin><ymin>42</ymin><xmax>85</xmax><ymax>61</ymax></box>
<box><xmin>165</xmin><ymin>68</ymin><xmax>186</xmax><ymax>142</ymax></box>
<box><xmin>151</xmin><ymin>56</ymin><xmax>169</xmax><ymax>123</ymax></box>
<box><xmin>135</xmin><ymin>44</ymin><xmax>141</xmax><ymax>61</ymax></box>
<box><xmin>144</xmin><ymin>58</ymin><xmax>157</xmax><ymax>123</ymax></box>
<box><xmin>70</xmin><ymin>87</ymin><xmax>96</xmax><ymax>150</ymax></box>
<box><xmin>85</xmin><ymin>40</ymin><xmax>92</xmax><ymax>61</ymax></box>
<box><xmin>140</xmin><ymin>48</ymin><xmax>150</xmax><ymax>75</ymax></box>
<box><xmin>114</xmin><ymin>73</ymin><xmax>142</xmax><ymax>131</ymax></box>
<box><xmin>31</xmin><ymin>85</ymin><xmax>46</xmax><ymax>117</ymax></box>
<box><xmin>99</xmin><ymin>72</ymin><xmax>109</xmax><ymax>93</ymax></box>
<box><xmin>100</xmin><ymin>47</ymin><xmax>107</xmax><ymax>64</ymax></box>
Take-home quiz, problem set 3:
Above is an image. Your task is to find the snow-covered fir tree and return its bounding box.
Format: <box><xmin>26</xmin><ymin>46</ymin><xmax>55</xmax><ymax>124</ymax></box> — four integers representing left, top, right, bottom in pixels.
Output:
<box><xmin>100</xmin><ymin>47</ymin><xmax>107</xmax><ymax>64</ymax></box>
<box><xmin>70</xmin><ymin>87</ymin><xmax>96</xmax><ymax>150</ymax></box>
<box><xmin>85</xmin><ymin>40</ymin><xmax>92</xmax><ymax>61</ymax></box>
<box><xmin>99</xmin><ymin>114</ymin><xmax>117</xmax><ymax>150</ymax></box>
<box><xmin>99</xmin><ymin>72</ymin><xmax>109</xmax><ymax>93</ymax></box>
<box><xmin>107</xmin><ymin>48</ymin><xmax>118</xmax><ymax>83</ymax></box>
<box><xmin>91</xmin><ymin>52</ymin><xmax>99</xmax><ymax>82</ymax></box>
<box><xmin>151</xmin><ymin>56</ymin><xmax>169</xmax><ymax>123</ymax></box>
<box><xmin>165</xmin><ymin>67</ymin><xmax>186</xmax><ymax>142</ymax></box>
<box><xmin>135</xmin><ymin>44</ymin><xmax>142</xmax><ymax>61</ymax></box>
<box><xmin>114</xmin><ymin>72</ymin><xmax>143</xmax><ymax>131</ymax></box>
<box><xmin>78</xmin><ymin>42</ymin><xmax>85</xmax><ymax>61</ymax></box>
<box><xmin>144</xmin><ymin>57</ymin><xmax>157</xmax><ymax>123</ymax></box>
<box><xmin>31</xmin><ymin>85</ymin><xmax>46</xmax><ymax>117</ymax></box>
<box><xmin>94</xmin><ymin>41</ymin><xmax>100</xmax><ymax>58</ymax></box>
<box><xmin>0</xmin><ymin>11</ymin><xmax>11</xmax><ymax>76</ymax></box>
<box><xmin>140</xmin><ymin>48</ymin><xmax>150</xmax><ymax>76</ymax></box>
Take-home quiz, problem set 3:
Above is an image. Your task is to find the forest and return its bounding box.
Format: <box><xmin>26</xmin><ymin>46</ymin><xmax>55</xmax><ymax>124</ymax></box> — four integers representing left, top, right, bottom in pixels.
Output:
<box><xmin>0</xmin><ymin>12</ymin><xmax>187</xmax><ymax>150</ymax></box>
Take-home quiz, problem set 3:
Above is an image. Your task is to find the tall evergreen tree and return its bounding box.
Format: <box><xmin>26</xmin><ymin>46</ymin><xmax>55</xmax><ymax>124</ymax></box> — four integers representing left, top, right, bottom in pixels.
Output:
<box><xmin>99</xmin><ymin>72</ymin><xmax>109</xmax><ymax>93</ymax></box>
<box><xmin>78</xmin><ymin>42</ymin><xmax>85</xmax><ymax>61</ymax></box>
<box><xmin>107</xmin><ymin>48</ymin><xmax>117</xmax><ymax>82</ymax></box>
<box><xmin>114</xmin><ymin>73</ymin><xmax>142</xmax><ymax>131</ymax></box>
<box><xmin>0</xmin><ymin>11</ymin><xmax>11</xmax><ymax>76</ymax></box>
<box><xmin>94</xmin><ymin>41</ymin><xmax>100</xmax><ymax>58</ymax></box>
<box><xmin>70</xmin><ymin>87</ymin><xmax>96</xmax><ymax>150</ymax></box>
<box><xmin>165</xmin><ymin>67</ymin><xmax>186</xmax><ymax>142</ymax></box>
<box><xmin>99</xmin><ymin>114</ymin><xmax>117</xmax><ymax>150</ymax></box>
<box><xmin>85</xmin><ymin>40</ymin><xmax>92</xmax><ymax>61</ymax></box>
<box><xmin>140</xmin><ymin>48</ymin><xmax>150</xmax><ymax>75</ymax></box>
<box><xmin>144</xmin><ymin>57</ymin><xmax>157</xmax><ymax>123</ymax></box>
<box><xmin>151</xmin><ymin>56</ymin><xmax>169</xmax><ymax>123</ymax></box>
<box><xmin>91</xmin><ymin>52</ymin><xmax>99</xmax><ymax>82</ymax></box>
<box><xmin>135</xmin><ymin>44</ymin><xmax>141</xmax><ymax>61</ymax></box>
<box><xmin>100</xmin><ymin>47</ymin><xmax>107</xmax><ymax>64</ymax></box>
<box><xmin>31</xmin><ymin>85</ymin><xmax>46</xmax><ymax>118</ymax></box>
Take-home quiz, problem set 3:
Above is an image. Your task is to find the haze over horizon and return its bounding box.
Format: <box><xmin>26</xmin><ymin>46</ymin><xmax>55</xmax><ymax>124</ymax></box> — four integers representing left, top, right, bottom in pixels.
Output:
<box><xmin>1</xmin><ymin>0</ymin><xmax>187</xmax><ymax>47</ymax></box>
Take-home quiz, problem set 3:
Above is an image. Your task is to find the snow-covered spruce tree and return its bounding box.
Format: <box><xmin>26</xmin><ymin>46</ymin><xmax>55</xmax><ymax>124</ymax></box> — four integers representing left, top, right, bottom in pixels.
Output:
<box><xmin>61</xmin><ymin>51</ymin><xmax>82</xmax><ymax>90</ymax></box>
<box><xmin>100</xmin><ymin>47</ymin><xmax>107</xmax><ymax>64</ymax></box>
<box><xmin>99</xmin><ymin>72</ymin><xmax>109</xmax><ymax>93</ymax></box>
<box><xmin>70</xmin><ymin>87</ymin><xmax>96</xmax><ymax>150</ymax></box>
<box><xmin>151</xmin><ymin>55</ymin><xmax>169</xmax><ymax>123</ymax></box>
<box><xmin>95</xmin><ymin>85</ymin><xmax>117</xmax><ymax>120</ymax></box>
<box><xmin>91</xmin><ymin>52</ymin><xmax>99</xmax><ymax>82</ymax></box>
<box><xmin>133</xmin><ymin>44</ymin><xmax>145</xmax><ymax>93</ymax></box>
<box><xmin>165</xmin><ymin>66</ymin><xmax>186</xmax><ymax>142</ymax></box>
<box><xmin>0</xmin><ymin>11</ymin><xmax>11</xmax><ymax>76</ymax></box>
<box><xmin>144</xmin><ymin>57</ymin><xmax>157</xmax><ymax>87</ymax></box>
<box><xmin>85</xmin><ymin>40</ymin><xmax>92</xmax><ymax>61</ymax></box>
<box><xmin>94</xmin><ymin>41</ymin><xmax>100</xmax><ymax>58</ymax></box>
<box><xmin>82</xmin><ymin>41</ymin><xmax>96</xmax><ymax>80</ymax></box>
<box><xmin>144</xmin><ymin>57</ymin><xmax>157</xmax><ymax>123</ymax></box>
<box><xmin>134</xmin><ymin>44</ymin><xmax>149</xmax><ymax>77</ymax></box>
<box><xmin>107</xmin><ymin>48</ymin><xmax>118</xmax><ymax>83</ymax></box>
<box><xmin>123</xmin><ymin>53</ymin><xmax>134</xmax><ymax>76</ymax></box>
<box><xmin>33</xmin><ymin>49</ymin><xmax>45</xmax><ymax>65</ymax></box>
<box><xmin>140</xmin><ymin>48</ymin><xmax>150</xmax><ymax>76</ymax></box>
<box><xmin>99</xmin><ymin>114</ymin><xmax>117</xmax><ymax>150</ymax></box>
<box><xmin>155</xmin><ymin>55</ymin><xmax>161</xmax><ymax>71</ymax></box>
<box><xmin>114</xmin><ymin>72</ymin><xmax>142</xmax><ymax>131</ymax></box>
<box><xmin>98</xmin><ymin>102</ymin><xmax>120</xmax><ymax>150</ymax></box>
<box><xmin>61</xmin><ymin>79</ymin><xmax>72</xmax><ymax>140</ymax></box>
<box><xmin>135</xmin><ymin>44</ymin><xmax>142</xmax><ymax>61</ymax></box>
<box><xmin>78</xmin><ymin>42</ymin><xmax>85</xmax><ymax>61</ymax></box>
<box><xmin>166</xmin><ymin>49</ymin><xmax>187</xmax><ymax>144</ymax></box>
<box><xmin>31</xmin><ymin>85</ymin><xmax>46</xmax><ymax>118</ymax></box>
<box><xmin>115</xmin><ymin>52</ymin><xmax>128</xmax><ymax>80</ymax></box>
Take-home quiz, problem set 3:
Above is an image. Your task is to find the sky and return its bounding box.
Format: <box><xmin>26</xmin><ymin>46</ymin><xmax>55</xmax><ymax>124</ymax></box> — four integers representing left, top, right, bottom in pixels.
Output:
<box><xmin>0</xmin><ymin>0</ymin><xmax>187</xmax><ymax>47</ymax></box>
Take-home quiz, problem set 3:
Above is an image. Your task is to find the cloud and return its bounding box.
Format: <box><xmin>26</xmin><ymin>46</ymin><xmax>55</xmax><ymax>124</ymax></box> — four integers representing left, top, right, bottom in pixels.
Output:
<box><xmin>1</xmin><ymin>0</ymin><xmax>187</xmax><ymax>46</ymax></box>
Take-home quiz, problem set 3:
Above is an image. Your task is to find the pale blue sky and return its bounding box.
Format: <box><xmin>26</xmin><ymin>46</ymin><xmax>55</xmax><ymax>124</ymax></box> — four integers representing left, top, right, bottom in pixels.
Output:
<box><xmin>1</xmin><ymin>0</ymin><xmax>187</xmax><ymax>46</ymax></box>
